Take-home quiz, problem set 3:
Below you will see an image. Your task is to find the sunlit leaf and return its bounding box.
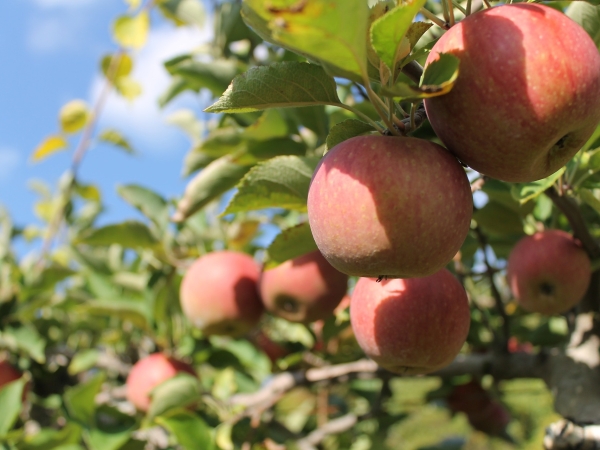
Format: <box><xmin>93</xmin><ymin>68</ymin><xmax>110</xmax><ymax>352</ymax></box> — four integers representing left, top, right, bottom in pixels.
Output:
<box><xmin>117</xmin><ymin>184</ymin><xmax>169</xmax><ymax>228</ymax></box>
<box><xmin>205</xmin><ymin>62</ymin><xmax>342</xmax><ymax>113</ymax></box>
<box><xmin>76</xmin><ymin>221</ymin><xmax>158</xmax><ymax>249</ymax></box>
<box><xmin>223</xmin><ymin>155</ymin><xmax>319</xmax><ymax>214</ymax></box>
<box><xmin>98</xmin><ymin>129</ymin><xmax>135</xmax><ymax>154</ymax></box>
<box><xmin>156</xmin><ymin>411</ymin><xmax>215</xmax><ymax>450</ymax></box>
<box><xmin>325</xmin><ymin>119</ymin><xmax>376</xmax><ymax>152</ymax></box>
<box><xmin>112</xmin><ymin>11</ymin><xmax>150</xmax><ymax>49</ymax></box>
<box><xmin>60</xmin><ymin>100</ymin><xmax>91</xmax><ymax>134</ymax></box>
<box><xmin>31</xmin><ymin>135</ymin><xmax>69</xmax><ymax>162</ymax></box>
<box><xmin>159</xmin><ymin>0</ymin><xmax>205</xmax><ymax>27</ymax></box>
<box><xmin>265</xmin><ymin>222</ymin><xmax>318</xmax><ymax>268</ymax></box>
<box><xmin>101</xmin><ymin>53</ymin><xmax>133</xmax><ymax>81</ymax></box>
<box><xmin>115</xmin><ymin>76</ymin><xmax>143</xmax><ymax>100</ymax></box>
<box><xmin>0</xmin><ymin>377</ymin><xmax>26</xmax><ymax>437</ymax></box>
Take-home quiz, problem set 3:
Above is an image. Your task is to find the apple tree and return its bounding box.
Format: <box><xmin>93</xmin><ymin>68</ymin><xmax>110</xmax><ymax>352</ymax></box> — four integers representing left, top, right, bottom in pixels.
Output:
<box><xmin>3</xmin><ymin>0</ymin><xmax>600</xmax><ymax>449</ymax></box>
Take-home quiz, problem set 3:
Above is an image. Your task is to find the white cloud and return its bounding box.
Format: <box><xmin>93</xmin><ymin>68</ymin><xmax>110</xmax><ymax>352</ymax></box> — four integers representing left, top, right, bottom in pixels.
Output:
<box><xmin>0</xmin><ymin>149</ymin><xmax>21</xmax><ymax>183</ymax></box>
<box><xmin>91</xmin><ymin>24</ymin><xmax>213</xmax><ymax>154</ymax></box>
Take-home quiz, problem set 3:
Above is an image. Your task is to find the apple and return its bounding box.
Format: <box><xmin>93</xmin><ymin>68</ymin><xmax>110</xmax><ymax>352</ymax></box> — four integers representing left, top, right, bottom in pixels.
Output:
<box><xmin>0</xmin><ymin>359</ymin><xmax>27</xmax><ymax>401</ymax></box>
<box><xmin>259</xmin><ymin>250</ymin><xmax>348</xmax><ymax>323</ymax></box>
<box><xmin>507</xmin><ymin>230</ymin><xmax>591</xmax><ymax>315</ymax></box>
<box><xmin>423</xmin><ymin>3</ymin><xmax>600</xmax><ymax>182</ymax></box>
<box><xmin>307</xmin><ymin>135</ymin><xmax>473</xmax><ymax>278</ymax></box>
<box><xmin>180</xmin><ymin>250</ymin><xmax>264</xmax><ymax>336</ymax></box>
<box><xmin>350</xmin><ymin>269</ymin><xmax>470</xmax><ymax>375</ymax></box>
<box><xmin>126</xmin><ymin>353</ymin><xmax>196</xmax><ymax>412</ymax></box>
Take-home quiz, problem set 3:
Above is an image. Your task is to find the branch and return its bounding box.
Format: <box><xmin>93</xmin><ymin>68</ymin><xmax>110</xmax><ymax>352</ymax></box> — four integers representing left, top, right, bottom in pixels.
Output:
<box><xmin>296</xmin><ymin>413</ymin><xmax>358</xmax><ymax>450</ymax></box>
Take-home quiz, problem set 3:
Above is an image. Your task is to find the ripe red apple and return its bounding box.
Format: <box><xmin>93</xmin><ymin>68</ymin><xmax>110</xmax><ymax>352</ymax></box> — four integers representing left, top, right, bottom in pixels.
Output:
<box><xmin>0</xmin><ymin>360</ymin><xmax>27</xmax><ymax>401</ymax></box>
<box><xmin>126</xmin><ymin>353</ymin><xmax>196</xmax><ymax>412</ymax></box>
<box><xmin>424</xmin><ymin>4</ymin><xmax>600</xmax><ymax>182</ymax></box>
<box><xmin>507</xmin><ymin>230</ymin><xmax>591</xmax><ymax>315</ymax></box>
<box><xmin>350</xmin><ymin>269</ymin><xmax>470</xmax><ymax>375</ymax></box>
<box><xmin>307</xmin><ymin>135</ymin><xmax>473</xmax><ymax>278</ymax></box>
<box><xmin>259</xmin><ymin>250</ymin><xmax>348</xmax><ymax>323</ymax></box>
<box><xmin>180</xmin><ymin>251</ymin><xmax>264</xmax><ymax>336</ymax></box>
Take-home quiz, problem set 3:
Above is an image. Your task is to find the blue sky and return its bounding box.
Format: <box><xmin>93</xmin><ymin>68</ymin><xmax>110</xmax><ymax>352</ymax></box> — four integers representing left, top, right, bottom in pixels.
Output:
<box><xmin>1</xmin><ymin>0</ymin><xmax>213</xmax><ymax>246</ymax></box>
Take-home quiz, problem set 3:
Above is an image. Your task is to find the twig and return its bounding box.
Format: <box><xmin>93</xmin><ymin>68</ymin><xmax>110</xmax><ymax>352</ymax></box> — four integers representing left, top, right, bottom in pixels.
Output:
<box><xmin>401</xmin><ymin>60</ymin><xmax>424</xmax><ymax>84</ymax></box>
<box><xmin>296</xmin><ymin>413</ymin><xmax>358</xmax><ymax>450</ymax></box>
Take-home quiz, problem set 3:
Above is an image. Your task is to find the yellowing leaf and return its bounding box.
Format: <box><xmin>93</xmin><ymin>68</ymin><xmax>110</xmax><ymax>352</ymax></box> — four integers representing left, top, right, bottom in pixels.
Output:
<box><xmin>59</xmin><ymin>100</ymin><xmax>91</xmax><ymax>134</ymax></box>
<box><xmin>115</xmin><ymin>76</ymin><xmax>142</xmax><ymax>100</ymax></box>
<box><xmin>31</xmin><ymin>135</ymin><xmax>69</xmax><ymax>162</ymax></box>
<box><xmin>125</xmin><ymin>0</ymin><xmax>141</xmax><ymax>10</ymax></box>
<box><xmin>112</xmin><ymin>11</ymin><xmax>150</xmax><ymax>49</ymax></box>
<box><xmin>101</xmin><ymin>53</ymin><xmax>133</xmax><ymax>81</ymax></box>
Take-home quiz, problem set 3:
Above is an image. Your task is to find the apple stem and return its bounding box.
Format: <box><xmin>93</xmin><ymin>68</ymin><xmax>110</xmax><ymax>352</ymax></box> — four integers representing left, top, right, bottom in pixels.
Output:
<box><xmin>482</xmin><ymin>0</ymin><xmax>491</xmax><ymax>8</ymax></box>
<box><xmin>420</xmin><ymin>7</ymin><xmax>449</xmax><ymax>30</ymax></box>
<box><xmin>452</xmin><ymin>0</ymin><xmax>467</xmax><ymax>17</ymax></box>
<box><xmin>466</xmin><ymin>0</ymin><xmax>472</xmax><ymax>15</ymax></box>
<box><xmin>446</xmin><ymin>0</ymin><xmax>456</xmax><ymax>27</ymax></box>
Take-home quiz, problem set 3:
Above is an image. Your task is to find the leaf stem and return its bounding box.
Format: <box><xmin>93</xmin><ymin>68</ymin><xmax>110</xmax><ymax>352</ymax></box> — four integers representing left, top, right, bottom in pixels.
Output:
<box><xmin>338</xmin><ymin>104</ymin><xmax>385</xmax><ymax>134</ymax></box>
<box><xmin>446</xmin><ymin>0</ymin><xmax>455</xmax><ymax>27</ymax></box>
<box><xmin>466</xmin><ymin>0</ymin><xmax>472</xmax><ymax>15</ymax></box>
<box><xmin>420</xmin><ymin>7</ymin><xmax>449</xmax><ymax>30</ymax></box>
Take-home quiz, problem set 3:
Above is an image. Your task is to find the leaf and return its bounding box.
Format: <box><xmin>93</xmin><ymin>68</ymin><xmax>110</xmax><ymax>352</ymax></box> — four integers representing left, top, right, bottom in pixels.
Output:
<box><xmin>159</xmin><ymin>0</ymin><xmax>205</xmax><ymax>27</ymax></box>
<box><xmin>242</xmin><ymin>109</ymin><xmax>291</xmax><ymax>141</ymax></box>
<box><xmin>211</xmin><ymin>368</ymin><xmax>237</xmax><ymax>401</ymax></box>
<box><xmin>64</xmin><ymin>372</ymin><xmax>106</xmax><ymax>425</ymax></box>
<box><xmin>580</xmin><ymin>188</ymin><xmax>600</xmax><ymax>215</ymax></box>
<box><xmin>18</xmin><ymin>423</ymin><xmax>82</xmax><ymax>450</ymax></box>
<box><xmin>117</xmin><ymin>184</ymin><xmax>169</xmax><ymax>228</ymax></box>
<box><xmin>325</xmin><ymin>119</ymin><xmax>376</xmax><ymax>152</ymax></box>
<box><xmin>566</xmin><ymin>1</ymin><xmax>600</xmax><ymax>48</ymax></box>
<box><xmin>166</xmin><ymin>109</ymin><xmax>203</xmax><ymax>143</ymax></box>
<box><xmin>76</xmin><ymin>221</ymin><xmax>158</xmax><ymax>249</ymax></box>
<box><xmin>125</xmin><ymin>0</ymin><xmax>142</xmax><ymax>9</ymax></box>
<box><xmin>0</xmin><ymin>378</ymin><xmax>26</xmax><ymax>437</ymax></box>
<box><xmin>265</xmin><ymin>222</ymin><xmax>318</xmax><ymax>268</ymax></box>
<box><xmin>370</xmin><ymin>0</ymin><xmax>425</xmax><ymax>72</ymax></box>
<box><xmin>68</xmin><ymin>349</ymin><xmax>100</xmax><ymax>376</ymax></box>
<box><xmin>60</xmin><ymin>100</ymin><xmax>91</xmax><ymax>134</ymax></box>
<box><xmin>380</xmin><ymin>53</ymin><xmax>459</xmax><ymax>100</ymax></box>
<box><xmin>147</xmin><ymin>374</ymin><xmax>201</xmax><ymax>420</ymax></box>
<box><xmin>2</xmin><ymin>325</ymin><xmax>47</xmax><ymax>363</ymax></box>
<box><xmin>215</xmin><ymin>423</ymin><xmax>233</xmax><ymax>450</ymax></box>
<box><xmin>242</xmin><ymin>0</ymin><xmax>369</xmax><ymax>80</ymax></box>
<box><xmin>473</xmin><ymin>201</ymin><xmax>525</xmax><ymax>236</ymax></box>
<box><xmin>112</xmin><ymin>11</ymin><xmax>150</xmax><ymax>49</ymax></box>
<box><xmin>31</xmin><ymin>135</ymin><xmax>69</xmax><ymax>162</ymax></box>
<box><xmin>101</xmin><ymin>53</ymin><xmax>133</xmax><ymax>82</ymax></box>
<box><xmin>156</xmin><ymin>411</ymin><xmax>214</xmax><ymax>450</ymax></box>
<box><xmin>223</xmin><ymin>156</ymin><xmax>319</xmax><ymax>214</ymax></box>
<box><xmin>172</xmin><ymin>156</ymin><xmax>251</xmax><ymax>223</ymax></box>
<box><xmin>511</xmin><ymin>167</ymin><xmax>566</xmax><ymax>204</ymax></box>
<box><xmin>205</xmin><ymin>62</ymin><xmax>342</xmax><ymax>113</ymax></box>
<box><xmin>406</xmin><ymin>21</ymin><xmax>433</xmax><ymax>50</ymax></box>
<box><xmin>115</xmin><ymin>76</ymin><xmax>143</xmax><ymax>100</ymax></box>
<box><xmin>165</xmin><ymin>58</ymin><xmax>244</xmax><ymax>97</ymax></box>
<box><xmin>77</xmin><ymin>300</ymin><xmax>150</xmax><ymax>330</ymax></box>
<box><xmin>98</xmin><ymin>129</ymin><xmax>135</xmax><ymax>154</ymax></box>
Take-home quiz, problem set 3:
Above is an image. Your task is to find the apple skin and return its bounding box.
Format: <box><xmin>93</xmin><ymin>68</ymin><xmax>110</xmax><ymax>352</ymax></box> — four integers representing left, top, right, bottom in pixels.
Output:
<box><xmin>423</xmin><ymin>4</ymin><xmax>600</xmax><ymax>182</ymax></box>
<box><xmin>259</xmin><ymin>250</ymin><xmax>348</xmax><ymax>323</ymax></box>
<box><xmin>0</xmin><ymin>360</ymin><xmax>27</xmax><ymax>401</ymax></box>
<box><xmin>307</xmin><ymin>135</ymin><xmax>473</xmax><ymax>278</ymax></box>
<box><xmin>350</xmin><ymin>269</ymin><xmax>470</xmax><ymax>375</ymax></box>
<box><xmin>507</xmin><ymin>230</ymin><xmax>591</xmax><ymax>315</ymax></box>
<box><xmin>180</xmin><ymin>251</ymin><xmax>264</xmax><ymax>336</ymax></box>
<box><xmin>126</xmin><ymin>353</ymin><xmax>196</xmax><ymax>412</ymax></box>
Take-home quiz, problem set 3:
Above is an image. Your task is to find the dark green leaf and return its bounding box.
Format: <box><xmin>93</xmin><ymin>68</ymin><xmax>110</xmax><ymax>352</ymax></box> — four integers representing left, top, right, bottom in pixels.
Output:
<box><xmin>266</xmin><ymin>222</ymin><xmax>318</xmax><ymax>268</ymax></box>
<box><xmin>205</xmin><ymin>62</ymin><xmax>342</xmax><ymax>113</ymax></box>
<box><xmin>166</xmin><ymin>58</ymin><xmax>244</xmax><ymax>97</ymax></box>
<box><xmin>64</xmin><ymin>372</ymin><xmax>106</xmax><ymax>426</ymax></box>
<box><xmin>156</xmin><ymin>411</ymin><xmax>215</xmax><ymax>450</ymax></box>
<box><xmin>325</xmin><ymin>119</ymin><xmax>376</xmax><ymax>152</ymax></box>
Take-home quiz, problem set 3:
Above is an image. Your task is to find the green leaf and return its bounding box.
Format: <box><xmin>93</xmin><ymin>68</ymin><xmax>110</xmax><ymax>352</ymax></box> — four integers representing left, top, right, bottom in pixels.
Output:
<box><xmin>380</xmin><ymin>53</ymin><xmax>459</xmax><ymax>100</ymax></box>
<box><xmin>60</xmin><ymin>100</ymin><xmax>91</xmax><ymax>134</ymax></box>
<box><xmin>159</xmin><ymin>0</ymin><xmax>205</xmax><ymax>27</ymax></box>
<box><xmin>31</xmin><ymin>135</ymin><xmax>69</xmax><ymax>162</ymax></box>
<box><xmin>98</xmin><ymin>129</ymin><xmax>135</xmax><ymax>154</ymax></box>
<box><xmin>18</xmin><ymin>423</ymin><xmax>82</xmax><ymax>450</ymax></box>
<box><xmin>166</xmin><ymin>109</ymin><xmax>203</xmax><ymax>143</ymax></box>
<box><xmin>101</xmin><ymin>53</ymin><xmax>133</xmax><ymax>81</ymax></box>
<box><xmin>325</xmin><ymin>119</ymin><xmax>376</xmax><ymax>152</ymax></box>
<box><xmin>117</xmin><ymin>184</ymin><xmax>169</xmax><ymax>229</ymax></box>
<box><xmin>68</xmin><ymin>349</ymin><xmax>100</xmax><ymax>376</ymax></box>
<box><xmin>511</xmin><ymin>167</ymin><xmax>566</xmax><ymax>204</ymax></box>
<box><xmin>223</xmin><ymin>156</ymin><xmax>319</xmax><ymax>214</ymax></box>
<box><xmin>211</xmin><ymin>367</ymin><xmax>237</xmax><ymax>401</ymax></box>
<box><xmin>77</xmin><ymin>300</ymin><xmax>150</xmax><ymax>331</ymax></box>
<box><xmin>205</xmin><ymin>62</ymin><xmax>342</xmax><ymax>113</ymax></box>
<box><xmin>242</xmin><ymin>0</ymin><xmax>369</xmax><ymax>80</ymax></box>
<box><xmin>112</xmin><ymin>11</ymin><xmax>150</xmax><ymax>49</ymax></box>
<box><xmin>115</xmin><ymin>76</ymin><xmax>143</xmax><ymax>100</ymax></box>
<box><xmin>580</xmin><ymin>188</ymin><xmax>600</xmax><ymax>215</ymax></box>
<box><xmin>265</xmin><ymin>222</ymin><xmax>318</xmax><ymax>268</ymax></box>
<box><xmin>242</xmin><ymin>109</ymin><xmax>292</xmax><ymax>141</ymax></box>
<box><xmin>76</xmin><ymin>221</ymin><xmax>158</xmax><ymax>249</ymax></box>
<box><xmin>156</xmin><ymin>411</ymin><xmax>214</xmax><ymax>450</ymax></box>
<box><xmin>147</xmin><ymin>374</ymin><xmax>201</xmax><ymax>420</ymax></box>
<box><xmin>1</xmin><ymin>325</ymin><xmax>47</xmax><ymax>363</ymax></box>
<box><xmin>473</xmin><ymin>201</ymin><xmax>525</xmax><ymax>236</ymax></box>
<box><xmin>165</xmin><ymin>57</ymin><xmax>245</xmax><ymax>97</ymax></box>
<box><xmin>64</xmin><ymin>372</ymin><xmax>106</xmax><ymax>426</ymax></box>
<box><xmin>215</xmin><ymin>423</ymin><xmax>233</xmax><ymax>450</ymax></box>
<box><xmin>566</xmin><ymin>1</ymin><xmax>600</xmax><ymax>48</ymax></box>
<box><xmin>172</xmin><ymin>156</ymin><xmax>251</xmax><ymax>223</ymax></box>
<box><xmin>406</xmin><ymin>21</ymin><xmax>433</xmax><ymax>50</ymax></box>
<box><xmin>0</xmin><ymin>378</ymin><xmax>26</xmax><ymax>437</ymax></box>
<box><xmin>370</xmin><ymin>0</ymin><xmax>425</xmax><ymax>72</ymax></box>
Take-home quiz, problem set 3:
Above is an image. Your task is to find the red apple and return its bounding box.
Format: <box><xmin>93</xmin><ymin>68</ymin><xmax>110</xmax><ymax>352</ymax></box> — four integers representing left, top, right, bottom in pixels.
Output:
<box><xmin>350</xmin><ymin>269</ymin><xmax>470</xmax><ymax>375</ymax></box>
<box><xmin>180</xmin><ymin>251</ymin><xmax>264</xmax><ymax>336</ymax></box>
<box><xmin>424</xmin><ymin>4</ymin><xmax>600</xmax><ymax>182</ymax></box>
<box><xmin>307</xmin><ymin>135</ymin><xmax>472</xmax><ymax>279</ymax></box>
<box><xmin>259</xmin><ymin>250</ymin><xmax>348</xmax><ymax>323</ymax></box>
<box><xmin>0</xmin><ymin>360</ymin><xmax>27</xmax><ymax>401</ymax></box>
<box><xmin>507</xmin><ymin>230</ymin><xmax>591</xmax><ymax>315</ymax></box>
<box><xmin>126</xmin><ymin>353</ymin><xmax>196</xmax><ymax>412</ymax></box>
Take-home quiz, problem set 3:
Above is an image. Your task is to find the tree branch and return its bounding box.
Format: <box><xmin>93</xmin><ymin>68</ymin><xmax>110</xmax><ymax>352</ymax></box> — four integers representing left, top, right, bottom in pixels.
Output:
<box><xmin>545</xmin><ymin>419</ymin><xmax>600</xmax><ymax>450</ymax></box>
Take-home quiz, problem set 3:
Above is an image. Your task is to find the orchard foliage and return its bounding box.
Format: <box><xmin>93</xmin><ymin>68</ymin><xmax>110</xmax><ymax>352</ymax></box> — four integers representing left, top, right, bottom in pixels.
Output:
<box><xmin>4</xmin><ymin>0</ymin><xmax>600</xmax><ymax>449</ymax></box>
